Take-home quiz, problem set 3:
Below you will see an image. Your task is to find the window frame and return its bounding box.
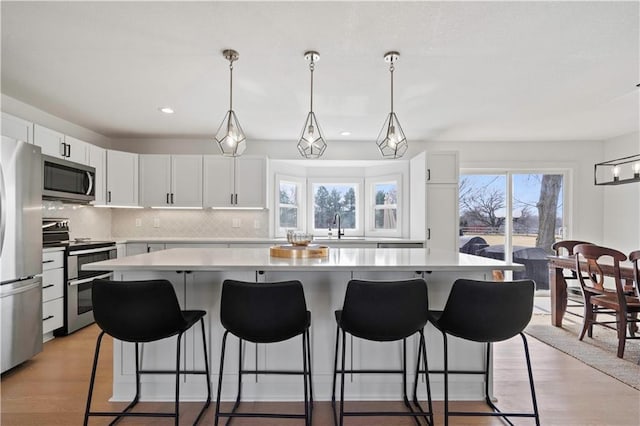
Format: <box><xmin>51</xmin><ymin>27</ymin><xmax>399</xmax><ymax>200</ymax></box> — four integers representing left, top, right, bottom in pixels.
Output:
<box><xmin>365</xmin><ymin>173</ymin><xmax>402</xmax><ymax>237</ymax></box>
<box><xmin>274</xmin><ymin>174</ymin><xmax>306</xmax><ymax>237</ymax></box>
<box><xmin>307</xmin><ymin>177</ymin><xmax>364</xmax><ymax>237</ymax></box>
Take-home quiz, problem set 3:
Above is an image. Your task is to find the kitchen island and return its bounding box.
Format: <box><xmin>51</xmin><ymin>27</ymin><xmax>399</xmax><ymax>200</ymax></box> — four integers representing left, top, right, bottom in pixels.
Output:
<box><xmin>85</xmin><ymin>247</ymin><xmax>524</xmax><ymax>403</ymax></box>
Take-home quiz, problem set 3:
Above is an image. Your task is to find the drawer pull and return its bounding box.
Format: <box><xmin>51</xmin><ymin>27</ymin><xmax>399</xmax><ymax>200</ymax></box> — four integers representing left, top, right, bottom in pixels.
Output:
<box><xmin>43</xmin><ymin>284</ymin><xmax>55</xmax><ymax>289</ymax></box>
<box><xmin>43</xmin><ymin>315</ymin><xmax>54</xmax><ymax>321</ymax></box>
<box><xmin>43</xmin><ymin>260</ymin><xmax>55</xmax><ymax>264</ymax></box>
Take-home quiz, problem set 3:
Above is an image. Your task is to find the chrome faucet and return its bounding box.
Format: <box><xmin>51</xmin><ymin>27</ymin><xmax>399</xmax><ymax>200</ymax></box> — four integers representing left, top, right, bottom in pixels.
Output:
<box><xmin>333</xmin><ymin>213</ymin><xmax>345</xmax><ymax>239</ymax></box>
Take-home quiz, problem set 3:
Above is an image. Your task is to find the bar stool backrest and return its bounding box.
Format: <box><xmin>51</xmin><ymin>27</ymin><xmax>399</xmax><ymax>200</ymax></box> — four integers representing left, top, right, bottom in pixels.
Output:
<box><xmin>221</xmin><ymin>280</ymin><xmax>308</xmax><ymax>343</ymax></box>
<box><xmin>437</xmin><ymin>279</ymin><xmax>534</xmax><ymax>342</ymax></box>
<box><xmin>340</xmin><ymin>278</ymin><xmax>429</xmax><ymax>342</ymax></box>
<box><xmin>92</xmin><ymin>279</ymin><xmax>187</xmax><ymax>343</ymax></box>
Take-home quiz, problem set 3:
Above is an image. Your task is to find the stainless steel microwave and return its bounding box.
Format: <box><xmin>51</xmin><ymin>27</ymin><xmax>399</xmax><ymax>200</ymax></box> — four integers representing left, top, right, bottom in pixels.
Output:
<box><xmin>42</xmin><ymin>155</ymin><xmax>95</xmax><ymax>203</ymax></box>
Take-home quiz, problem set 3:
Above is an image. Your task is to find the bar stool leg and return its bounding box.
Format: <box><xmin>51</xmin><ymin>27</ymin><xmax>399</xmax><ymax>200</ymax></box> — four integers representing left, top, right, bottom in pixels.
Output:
<box><xmin>174</xmin><ymin>333</ymin><xmax>183</xmax><ymax>426</ymax></box>
<box><xmin>520</xmin><ymin>333</ymin><xmax>540</xmax><ymax>426</ymax></box>
<box><xmin>214</xmin><ymin>330</ymin><xmax>229</xmax><ymax>426</ymax></box>
<box><xmin>306</xmin><ymin>329</ymin><xmax>314</xmax><ymax>413</ymax></box>
<box><xmin>331</xmin><ymin>322</ymin><xmax>340</xmax><ymax>425</ymax></box>
<box><xmin>339</xmin><ymin>329</ymin><xmax>347</xmax><ymax>426</ymax></box>
<box><xmin>442</xmin><ymin>331</ymin><xmax>449</xmax><ymax>426</ymax></box>
<box><xmin>193</xmin><ymin>318</ymin><xmax>211</xmax><ymax>425</ymax></box>
<box><xmin>412</xmin><ymin>331</ymin><xmax>434</xmax><ymax>426</ymax></box>
<box><xmin>83</xmin><ymin>331</ymin><xmax>106</xmax><ymax>426</ymax></box>
<box><xmin>302</xmin><ymin>330</ymin><xmax>310</xmax><ymax>426</ymax></box>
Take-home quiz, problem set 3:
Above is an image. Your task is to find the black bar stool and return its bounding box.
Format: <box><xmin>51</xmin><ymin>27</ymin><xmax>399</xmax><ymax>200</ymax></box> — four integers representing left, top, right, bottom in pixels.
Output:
<box><xmin>331</xmin><ymin>278</ymin><xmax>433</xmax><ymax>426</ymax></box>
<box><xmin>419</xmin><ymin>278</ymin><xmax>540</xmax><ymax>426</ymax></box>
<box><xmin>84</xmin><ymin>279</ymin><xmax>211</xmax><ymax>426</ymax></box>
<box><xmin>214</xmin><ymin>279</ymin><xmax>312</xmax><ymax>426</ymax></box>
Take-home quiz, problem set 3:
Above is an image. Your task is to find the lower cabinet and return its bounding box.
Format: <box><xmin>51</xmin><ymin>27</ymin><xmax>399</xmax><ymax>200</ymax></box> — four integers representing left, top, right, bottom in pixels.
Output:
<box><xmin>42</xmin><ymin>250</ymin><xmax>64</xmax><ymax>340</ymax></box>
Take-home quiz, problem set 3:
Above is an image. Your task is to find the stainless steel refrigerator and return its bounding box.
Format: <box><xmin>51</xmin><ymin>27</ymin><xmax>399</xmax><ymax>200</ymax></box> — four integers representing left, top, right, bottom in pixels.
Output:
<box><xmin>1</xmin><ymin>136</ymin><xmax>43</xmax><ymax>373</ymax></box>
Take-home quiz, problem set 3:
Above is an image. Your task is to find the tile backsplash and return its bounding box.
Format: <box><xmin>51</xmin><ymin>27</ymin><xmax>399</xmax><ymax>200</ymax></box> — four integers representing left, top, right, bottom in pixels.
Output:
<box><xmin>111</xmin><ymin>209</ymin><xmax>269</xmax><ymax>238</ymax></box>
<box><xmin>42</xmin><ymin>202</ymin><xmax>269</xmax><ymax>239</ymax></box>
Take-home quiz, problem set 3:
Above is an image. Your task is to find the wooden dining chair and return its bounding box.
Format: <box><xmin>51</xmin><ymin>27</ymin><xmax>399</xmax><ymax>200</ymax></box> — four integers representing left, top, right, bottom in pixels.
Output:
<box><xmin>630</xmin><ymin>250</ymin><xmax>640</xmax><ymax>298</ymax></box>
<box><xmin>574</xmin><ymin>244</ymin><xmax>640</xmax><ymax>358</ymax></box>
<box><xmin>552</xmin><ymin>240</ymin><xmax>592</xmax><ymax>318</ymax></box>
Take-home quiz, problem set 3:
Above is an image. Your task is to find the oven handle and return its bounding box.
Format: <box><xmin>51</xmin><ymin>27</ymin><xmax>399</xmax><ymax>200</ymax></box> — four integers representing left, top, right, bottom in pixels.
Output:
<box><xmin>68</xmin><ymin>246</ymin><xmax>116</xmax><ymax>256</ymax></box>
<box><xmin>68</xmin><ymin>272</ymin><xmax>112</xmax><ymax>287</ymax></box>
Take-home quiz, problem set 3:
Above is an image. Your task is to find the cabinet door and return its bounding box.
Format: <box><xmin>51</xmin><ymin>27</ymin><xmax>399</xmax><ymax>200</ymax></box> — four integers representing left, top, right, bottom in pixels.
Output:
<box><xmin>34</xmin><ymin>124</ymin><xmax>65</xmax><ymax>158</ymax></box>
<box><xmin>426</xmin><ymin>183</ymin><xmax>459</xmax><ymax>251</ymax></box>
<box><xmin>1</xmin><ymin>113</ymin><xmax>33</xmax><ymax>142</ymax></box>
<box><xmin>63</xmin><ymin>135</ymin><xmax>89</xmax><ymax>165</ymax></box>
<box><xmin>426</xmin><ymin>151</ymin><xmax>459</xmax><ymax>184</ymax></box>
<box><xmin>88</xmin><ymin>144</ymin><xmax>107</xmax><ymax>205</ymax></box>
<box><xmin>203</xmin><ymin>156</ymin><xmax>234</xmax><ymax>207</ymax></box>
<box><xmin>106</xmin><ymin>150</ymin><xmax>139</xmax><ymax>206</ymax></box>
<box><xmin>235</xmin><ymin>156</ymin><xmax>266</xmax><ymax>208</ymax></box>
<box><xmin>172</xmin><ymin>155</ymin><xmax>203</xmax><ymax>207</ymax></box>
<box><xmin>139</xmin><ymin>155</ymin><xmax>171</xmax><ymax>207</ymax></box>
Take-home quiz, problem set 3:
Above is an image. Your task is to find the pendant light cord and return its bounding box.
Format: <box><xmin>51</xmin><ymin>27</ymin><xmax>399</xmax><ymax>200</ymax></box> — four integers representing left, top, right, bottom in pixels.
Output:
<box><xmin>229</xmin><ymin>60</ymin><xmax>234</xmax><ymax>111</ymax></box>
<box><xmin>309</xmin><ymin>59</ymin><xmax>315</xmax><ymax>113</ymax></box>
<box><xmin>389</xmin><ymin>60</ymin><xmax>395</xmax><ymax>114</ymax></box>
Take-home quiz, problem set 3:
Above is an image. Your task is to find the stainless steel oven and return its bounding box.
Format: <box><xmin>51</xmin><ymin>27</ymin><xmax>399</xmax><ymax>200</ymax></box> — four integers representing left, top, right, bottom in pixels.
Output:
<box><xmin>62</xmin><ymin>244</ymin><xmax>116</xmax><ymax>335</ymax></box>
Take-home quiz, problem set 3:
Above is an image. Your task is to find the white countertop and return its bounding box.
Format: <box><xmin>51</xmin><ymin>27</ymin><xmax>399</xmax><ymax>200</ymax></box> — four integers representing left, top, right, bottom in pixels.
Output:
<box><xmin>85</xmin><ymin>247</ymin><xmax>524</xmax><ymax>272</ymax></box>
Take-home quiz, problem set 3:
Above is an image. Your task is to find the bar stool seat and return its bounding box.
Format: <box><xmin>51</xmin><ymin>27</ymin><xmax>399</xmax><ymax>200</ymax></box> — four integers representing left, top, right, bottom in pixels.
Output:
<box><xmin>214</xmin><ymin>279</ymin><xmax>313</xmax><ymax>426</ymax></box>
<box><xmin>83</xmin><ymin>279</ymin><xmax>211</xmax><ymax>426</ymax></box>
<box><xmin>421</xmin><ymin>278</ymin><xmax>540</xmax><ymax>426</ymax></box>
<box><xmin>332</xmin><ymin>278</ymin><xmax>434</xmax><ymax>426</ymax></box>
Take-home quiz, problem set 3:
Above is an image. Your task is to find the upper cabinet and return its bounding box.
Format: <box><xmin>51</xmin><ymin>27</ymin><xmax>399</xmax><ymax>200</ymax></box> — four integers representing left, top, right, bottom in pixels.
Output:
<box><xmin>139</xmin><ymin>155</ymin><xmax>203</xmax><ymax>207</ymax></box>
<box><xmin>426</xmin><ymin>151</ymin><xmax>459</xmax><ymax>184</ymax></box>
<box><xmin>106</xmin><ymin>150</ymin><xmax>138</xmax><ymax>206</ymax></box>
<box><xmin>203</xmin><ymin>156</ymin><xmax>266</xmax><ymax>208</ymax></box>
<box><xmin>88</xmin><ymin>144</ymin><xmax>107</xmax><ymax>206</ymax></box>
<box><xmin>34</xmin><ymin>124</ymin><xmax>89</xmax><ymax>164</ymax></box>
<box><xmin>1</xmin><ymin>113</ymin><xmax>33</xmax><ymax>142</ymax></box>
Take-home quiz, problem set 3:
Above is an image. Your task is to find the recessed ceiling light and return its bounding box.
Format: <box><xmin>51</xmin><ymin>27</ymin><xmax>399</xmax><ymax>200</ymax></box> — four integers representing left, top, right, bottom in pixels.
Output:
<box><xmin>340</xmin><ymin>131</ymin><xmax>351</xmax><ymax>136</ymax></box>
<box><xmin>159</xmin><ymin>107</ymin><xmax>175</xmax><ymax>114</ymax></box>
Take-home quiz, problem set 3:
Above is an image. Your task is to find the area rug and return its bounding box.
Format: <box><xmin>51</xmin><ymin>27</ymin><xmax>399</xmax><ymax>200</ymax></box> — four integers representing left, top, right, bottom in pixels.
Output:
<box><xmin>525</xmin><ymin>314</ymin><xmax>640</xmax><ymax>390</ymax></box>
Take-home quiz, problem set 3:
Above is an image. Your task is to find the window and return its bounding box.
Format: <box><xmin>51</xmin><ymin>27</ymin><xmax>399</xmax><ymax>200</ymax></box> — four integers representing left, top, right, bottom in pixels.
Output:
<box><xmin>275</xmin><ymin>175</ymin><xmax>305</xmax><ymax>236</ymax></box>
<box><xmin>308</xmin><ymin>179</ymin><xmax>363</xmax><ymax>236</ymax></box>
<box><xmin>366</xmin><ymin>174</ymin><xmax>401</xmax><ymax>237</ymax></box>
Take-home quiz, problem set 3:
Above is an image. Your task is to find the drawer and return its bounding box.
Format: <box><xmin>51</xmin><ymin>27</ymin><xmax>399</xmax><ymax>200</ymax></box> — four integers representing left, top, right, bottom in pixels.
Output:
<box><xmin>42</xmin><ymin>268</ymin><xmax>64</xmax><ymax>302</ymax></box>
<box><xmin>42</xmin><ymin>298</ymin><xmax>64</xmax><ymax>334</ymax></box>
<box><xmin>42</xmin><ymin>251</ymin><xmax>64</xmax><ymax>271</ymax></box>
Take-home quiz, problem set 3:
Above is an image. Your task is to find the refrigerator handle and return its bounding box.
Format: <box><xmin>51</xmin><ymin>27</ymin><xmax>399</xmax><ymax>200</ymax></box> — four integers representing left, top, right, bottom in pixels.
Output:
<box><xmin>0</xmin><ymin>164</ymin><xmax>6</xmax><ymax>258</ymax></box>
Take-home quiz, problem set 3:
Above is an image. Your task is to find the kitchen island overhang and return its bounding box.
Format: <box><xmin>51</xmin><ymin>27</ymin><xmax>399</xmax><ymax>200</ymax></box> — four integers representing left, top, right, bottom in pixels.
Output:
<box><xmin>84</xmin><ymin>247</ymin><xmax>525</xmax><ymax>403</ymax></box>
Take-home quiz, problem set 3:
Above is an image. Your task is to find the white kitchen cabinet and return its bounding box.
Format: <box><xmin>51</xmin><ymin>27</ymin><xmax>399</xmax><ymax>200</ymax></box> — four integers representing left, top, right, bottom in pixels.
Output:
<box><xmin>203</xmin><ymin>156</ymin><xmax>266</xmax><ymax>208</ymax></box>
<box><xmin>140</xmin><ymin>155</ymin><xmax>203</xmax><ymax>207</ymax></box>
<box><xmin>409</xmin><ymin>151</ymin><xmax>459</xmax><ymax>251</ymax></box>
<box><xmin>125</xmin><ymin>243</ymin><xmax>165</xmax><ymax>255</ymax></box>
<box><xmin>34</xmin><ymin>124</ymin><xmax>89</xmax><ymax>164</ymax></box>
<box><xmin>1</xmin><ymin>112</ymin><xmax>33</xmax><ymax>142</ymax></box>
<box><xmin>426</xmin><ymin>151</ymin><xmax>459</xmax><ymax>184</ymax></box>
<box><xmin>88</xmin><ymin>144</ymin><xmax>107</xmax><ymax>205</ymax></box>
<box><xmin>42</xmin><ymin>250</ymin><xmax>64</xmax><ymax>340</ymax></box>
<box><xmin>106</xmin><ymin>149</ymin><xmax>139</xmax><ymax>206</ymax></box>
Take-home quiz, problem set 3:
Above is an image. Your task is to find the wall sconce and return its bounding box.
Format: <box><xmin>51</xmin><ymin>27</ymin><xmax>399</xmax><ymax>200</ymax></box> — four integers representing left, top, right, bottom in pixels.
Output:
<box><xmin>594</xmin><ymin>154</ymin><xmax>640</xmax><ymax>185</ymax></box>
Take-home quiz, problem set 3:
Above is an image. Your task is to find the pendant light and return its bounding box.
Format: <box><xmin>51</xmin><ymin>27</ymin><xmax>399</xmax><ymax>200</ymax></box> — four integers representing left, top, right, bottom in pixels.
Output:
<box><xmin>376</xmin><ymin>51</ymin><xmax>407</xmax><ymax>159</ymax></box>
<box><xmin>297</xmin><ymin>51</ymin><xmax>327</xmax><ymax>159</ymax></box>
<box><xmin>214</xmin><ymin>49</ymin><xmax>246</xmax><ymax>157</ymax></box>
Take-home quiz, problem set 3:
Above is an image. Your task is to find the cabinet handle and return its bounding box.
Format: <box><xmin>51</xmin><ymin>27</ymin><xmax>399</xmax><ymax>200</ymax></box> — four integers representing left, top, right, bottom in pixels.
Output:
<box><xmin>42</xmin><ymin>260</ymin><xmax>55</xmax><ymax>264</ymax></box>
<box><xmin>427</xmin><ymin>228</ymin><xmax>431</xmax><ymax>240</ymax></box>
<box><xmin>43</xmin><ymin>284</ymin><xmax>55</xmax><ymax>289</ymax></box>
<box><xmin>171</xmin><ymin>193</ymin><xmax>174</xmax><ymax>204</ymax></box>
<box><xmin>234</xmin><ymin>193</ymin><xmax>238</xmax><ymax>205</ymax></box>
<box><xmin>230</xmin><ymin>194</ymin><xmax>234</xmax><ymax>205</ymax></box>
<box><xmin>108</xmin><ymin>191</ymin><xmax>112</xmax><ymax>203</ymax></box>
<box><xmin>167</xmin><ymin>193</ymin><xmax>170</xmax><ymax>204</ymax></box>
<box><xmin>66</xmin><ymin>143</ymin><xmax>71</xmax><ymax>158</ymax></box>
<box><xmin>60</xmin><ymin>142</ymin><xmax>66</xmax><ymax>157</ymax></box>
<box><xmin>43</xmin><ymin>315</ymin><xmax>54</xmax><ymax>321</ymax></box>
<box><xmin>147</xmin><ymin>246</ymin><xmax>151</xmax><ymax>253</ymax></box>
<box><xmin>427</xmin><ymin>169</ymin><xmax>431</xmax><ymax>181</ymax></box>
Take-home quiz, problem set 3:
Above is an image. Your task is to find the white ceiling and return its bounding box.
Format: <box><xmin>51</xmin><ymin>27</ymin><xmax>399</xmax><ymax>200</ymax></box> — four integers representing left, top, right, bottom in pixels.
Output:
<box><xmin>1</xmin><ymin>1</ymin><xmax>638</xmax><ymax>143</ymax></box>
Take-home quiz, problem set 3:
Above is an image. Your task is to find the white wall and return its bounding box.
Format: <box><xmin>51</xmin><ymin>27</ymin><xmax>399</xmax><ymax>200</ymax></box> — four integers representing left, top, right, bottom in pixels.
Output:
<box><xmin>602</xmin><ymin>131</ymin><xmax>640</xmax><ymax>255</ymax></box>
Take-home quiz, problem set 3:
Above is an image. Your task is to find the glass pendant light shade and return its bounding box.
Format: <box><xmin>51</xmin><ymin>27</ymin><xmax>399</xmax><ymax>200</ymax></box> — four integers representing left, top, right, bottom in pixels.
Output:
<box><xmin>297</xmin><ymin>111</ymin><xmax>327</xmax><ymax>158</ymax></box>
<box><xmin>215</xmin><ymin>109</ymin><xmax>246</xmax><ymax>157</ymax></box>
<box><xmin>377</xmin><ymin>51</ymin><xmax>407</xmax><ymax>159</ymax></box>
<box><xmin>297</xmin><ymin>51</ymin><xmax>327</xmax><ymax>159</ymax></box>
<box><xmin>376</xmin><ymin>112</ymin><xmax>408</xmax><ymax>159</ymax></box>
<box><xmin>215</xmin><ymin>49</ymin><xmax>246</xmax><ymax>157</ymax></box>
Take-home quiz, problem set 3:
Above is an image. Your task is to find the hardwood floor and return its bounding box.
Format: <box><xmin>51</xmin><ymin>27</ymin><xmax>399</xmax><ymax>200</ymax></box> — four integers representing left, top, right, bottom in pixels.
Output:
<box><xmin>1</xmin><ymin>323</ymin><xmax>639</xmax><ymax>425</ymax></box>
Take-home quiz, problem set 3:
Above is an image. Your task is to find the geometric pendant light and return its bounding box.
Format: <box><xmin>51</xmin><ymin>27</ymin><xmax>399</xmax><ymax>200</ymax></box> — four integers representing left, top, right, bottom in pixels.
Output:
<box><xmin>214</xmin><ymin>49</ymin><xmax>247</xmax><ymax>157</ymax></box>
<box><xmin>297</xmin><ymin>51</ymin><xmax>327</xmax><ymax>158</ymax></box>
<box><xmin>376</xmin><ymin>51</ymin><xmax>408</xmax><ymax>159</ymax></box>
